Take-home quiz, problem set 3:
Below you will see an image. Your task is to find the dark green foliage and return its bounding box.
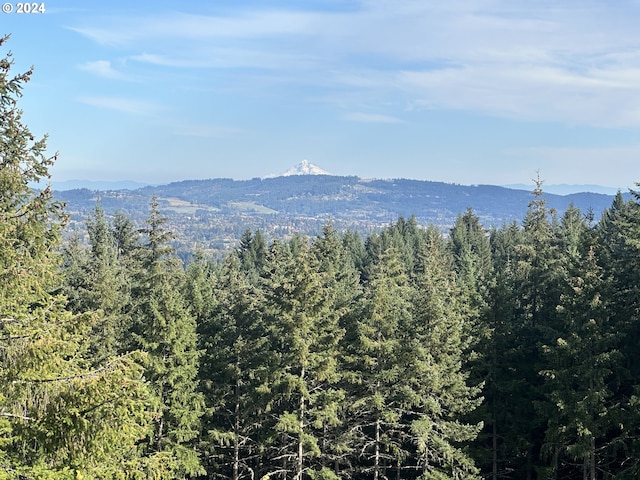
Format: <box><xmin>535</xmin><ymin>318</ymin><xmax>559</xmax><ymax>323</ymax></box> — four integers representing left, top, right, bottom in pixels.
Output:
<box><xmin>468</xmin><ymin>180</ymin><xmax>565</xmax><ymax>479</ymax></box>
<box><xmin>48</xmin><ymin>186</ymin><xmax>640</xmax><ymax>479</ymax></box>
<box><xmin>344</xmin><ymin>245</ymin><xmax>414</xmax><ymax>480</ymax></box>
<box><xmin>0</xmin><ymin>34</ymin><xmax>153</xmax><ymax>479</ymax></box>
<box><xmin>594</xmin><ymin>188</ymin><xmax>640</xmax><ymax>477</ymax></box>
<box><xmin>449</xmin><ymin>208</ymin><xmax>493</xmax><ymax>305</ymax></box>
<box><xmin>407</xmin><ymin>241</ymin><xmax>482</xmax><ymax>479</ymax></box>
<box><xmin>63</xmin><ymin>203</ymin><xmax>133</xmax><ymax>363</ymax></box>
<box><xmin>471</xmin><ymin>222</ymin><xmax>527</xmax><ymax>478</ymax></box>
<box><xmin>341</xmin><ymin>230</ymin><xmax>367</xmax><ymax>275</ymax></box>
<box><xmin>310</xmin><ymin>224</ymin><xmax>362</xmax><ymax>476</ymax></box>
<box><xmin>260</xmin><ymin>238</ymin><xmax>346</xmax><ymax>480</ymax></box>
<box><xmin>196</xmin><ymin>253</ymin><xmax>272</xmax><ymax>480</ymax></box>
<box><xmin>540</xmin><ymin>241</ymin><xmax>618</xmax><ymax>479</ymax></box>
<box><xmin>184</xmin><ymin>250</ymin><xmax>218</xmax><ymax>323</ymax></box>
<box><xmin>129</xmin><ymin>198</ymin><xmax>205</xmax><ymax>477</ymax></box>
<box><xmin>237</xmin><ymin>228</ymin><xmax>268</xmax><ymax>283</ymax></box>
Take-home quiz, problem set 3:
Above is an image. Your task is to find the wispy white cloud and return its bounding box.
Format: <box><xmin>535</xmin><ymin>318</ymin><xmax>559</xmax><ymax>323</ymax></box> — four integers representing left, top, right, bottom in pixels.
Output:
<box><xmin>131</xmin><ymin>47</ymin><xmax>309</xmax><ymax>70</ymax></box>
<box><xmin>78</xmin><ymin>60</ymin><xmax>127</xmax><ymax>80</ymax></box>
<box><xmin>77</xmin><ymin>95</ymin><xmax>163</xmax><ymax>115</ymax></box>
<box><xmin>68</xmin><ymin>0</ymin><xmax>640</xmax><ymax>127</ymax></box>
<box><xmin>68</xmin><ymin>10</ymin><xmax>322</xmax><ymax>46</ymax></box>
<box><xmin>396</xmin><ymin>63</ymin><xmax>640</xmax><ymax>127</ymax></box>
<box><xmin>344</xmin><ymin>112</ymin><xmax>403</xmax><ymax>123</ymax></box>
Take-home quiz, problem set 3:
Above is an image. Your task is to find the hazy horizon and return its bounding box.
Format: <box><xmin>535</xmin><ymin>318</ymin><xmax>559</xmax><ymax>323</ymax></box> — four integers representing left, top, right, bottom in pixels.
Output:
<box><xmin>43</xmin><ymin>160</ymin><xmax>627</xmax><ymax>196</ymax></box>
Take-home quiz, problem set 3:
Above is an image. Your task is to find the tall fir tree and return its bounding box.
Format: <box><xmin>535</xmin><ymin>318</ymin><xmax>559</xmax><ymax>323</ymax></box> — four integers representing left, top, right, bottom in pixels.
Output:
<box><xmin>130</xmin><ymin>197</ymin><xmax>205</xmax><ymax>478</ymax></box>
<box><xmin>197</xmin><ymin>253</ymin><xmax>274</xmax><ymax>480</ymax></box>
<box><xmin>448</xmin><ymin>207</ymin><xmax>493</xmax><ymax>310</ymax></box>
<box><xmin>596</xmin><ymin>188</ymin><xmax>640</xmax><ymax>476</ymax></box>
<box><xmin>343</xmin><ymin>245</ymin><xmax>414</xmax><ymax>480</ymax></box>
<box><xmin>69</xmin><ymin>203</ymin><xmax>132</xmax><ymax>362</ymax></box>
<box><xmin>406</xmin><ymin>239</ymin><xmax>482</xmax><ymax>479</ymax></box>
<box><xmin>540</xmin><ymin>240</ymin><xmax>618</xmax><ymax>479</ymax></box>
<box><xmin>260</xmin><ymin>238</ymin><xmax>345</xmax><ymax>480</ymax></box>
<box><xmin>311</xmin><ymin>223</ymin><xmax>362</xmax><ymax>476</ymax></box>
<box><xmin>0</xmin><ymin>34</ymin><xmax>153</xmax><ymax>479</ymax></box>
<box><xmin>237</xmin><ymin>228</ymin><xmax>268</xmax><ymax>283</ymax></box>
<box><xmin>511</xmin><ymin>178</ymin><xmax>563</xmax><ymax>479</ymax></box>
<box><xmin>474</xmin><ymin>222</ymin><xmax>526</xmax><ymax>479</ymax></box>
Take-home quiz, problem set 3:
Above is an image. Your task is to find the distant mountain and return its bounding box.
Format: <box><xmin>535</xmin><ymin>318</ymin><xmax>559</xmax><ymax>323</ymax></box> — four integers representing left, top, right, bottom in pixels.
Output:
<box><xmin>503</xmin><ymin>183</ymin><xmax>624</xmax><ymax>195</ymax></box>
<box><xmin>56</xmin><ymin>174</ymin><xmax>630</xmax><ymax>259</ymax></box>
<box><xmin>50</xmin><ymin>179</ymin><xmax>152</xmax><ymax>191</ymax></box>
<box><xmin>266</xmin><ymin>160</ymin><xmax>331</xmax><ymax>178</ymax></box>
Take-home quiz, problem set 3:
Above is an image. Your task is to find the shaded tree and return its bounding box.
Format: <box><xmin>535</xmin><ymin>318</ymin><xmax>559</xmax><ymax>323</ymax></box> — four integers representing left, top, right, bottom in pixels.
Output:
<box><xmin>130</xmin><ymin>198</ymin><xmax>205</xmax><ymax>478</ymax></box>
<box><xmin>260</xmin><ymin>239</ymin><xmax>344</xmax><ymax>480</ymax></box>
<box><xmin>0</xmin><ymin>35</ymin><xmax>153</xmax><ymax>478</ymax></box>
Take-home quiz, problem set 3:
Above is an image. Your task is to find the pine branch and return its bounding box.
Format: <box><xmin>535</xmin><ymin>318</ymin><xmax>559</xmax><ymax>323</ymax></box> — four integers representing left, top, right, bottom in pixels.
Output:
<box><xmin>12</xmin><ymin>351</ymin><xmax>136</xmax><ymax>384</ymax></box>
<box><xmin>0</xmin><ymin>411</ymin><xmax>33</xmax><ymax>421</ymax></box>
<box><xmin>0</xmin><ymin>334</ymin><xmax>31</xmax><ymax>342</ymax></box>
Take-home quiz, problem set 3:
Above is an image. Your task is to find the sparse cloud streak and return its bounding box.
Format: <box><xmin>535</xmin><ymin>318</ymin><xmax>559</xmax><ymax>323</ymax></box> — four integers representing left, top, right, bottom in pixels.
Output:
<box><xmin>78</xmin><ymin>60</ymin><xmax>127</xmax><ymax>80</ymax></box>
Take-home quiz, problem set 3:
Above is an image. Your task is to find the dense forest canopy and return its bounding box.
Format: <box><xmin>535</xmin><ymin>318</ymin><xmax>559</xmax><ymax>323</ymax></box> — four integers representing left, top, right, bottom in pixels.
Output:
<box><xmin>4</xmin><ymin>35</ymin><xmax>640</xmax><ymax>480</ymax></box>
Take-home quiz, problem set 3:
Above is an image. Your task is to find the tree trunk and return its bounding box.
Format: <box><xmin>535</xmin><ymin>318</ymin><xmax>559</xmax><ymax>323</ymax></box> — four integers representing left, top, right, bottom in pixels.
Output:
<box><xmin>374</xmin><ymin>417</ymin><xmax>381</xmax><ymax>480</ymax></box>
<box><xmin>234</xmin><ymin>359</ymin><xmax>241</xmax><ymax>480</ymax></box>
<box><xmin>423</xmin><ymin>443</ymin><xmax>429</xmax><ymax>478</ymax></box>
<box><xmin>297</xmin><ymin>366</ymin><xmax>305</xmax><ymax>480</ymax></box>
<box><xmin>583</xmin><ymin>456</ymin><xmax>587</xmax><ymax>480</ymax></box>
<box><xmin>492</xmin><ymin>417</ymin><xmax>498</xmax><ymax>480</ymax></box>
<box><xmin>588</xmin><ymin>375</ymin><xmax>596</xmax><ymax>480</ymax></box>
<box><xmin>589</xmin><ymin>436</ymin><xmax>596</xmax><ymax>480</ymax></box>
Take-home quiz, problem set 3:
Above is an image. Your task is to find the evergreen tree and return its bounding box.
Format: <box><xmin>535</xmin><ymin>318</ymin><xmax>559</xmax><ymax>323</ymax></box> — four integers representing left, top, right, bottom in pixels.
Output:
<box><xmin>447</xmin><ymin>209</ymin><xmax>498</xmax><ymax>478</ymax></box>
<box><xmin>596</xmin><ymin>188</ymin><xmax>640</xmax><ymax>476</ymax></box>
<box><xmin>364</xmin><ymin>217</ymin><xmax>427</xmax><ymax>278</ymax></box>
<box><xmin>260</xmin><ymin>239</ymin><xmax>344</xmax><ymax>480</ymax></box>
<box><xmin>0</xmin><ymin>35</ymin><xmax>153</xmax><ymax>478</ymax></box>
<box><xmin>406</xmin><ymin>240</ymin><xmax>482</xmax><ymax>479</ymax></box>
<box><xmin>84</xmin><ymin>204</ymin><xmax>131</xmax><ymax>361</ymax></box>
<box><xmin>343</xmin><ymin>246</ymin><xmax>413</xmax><ymax>480</ymax></box>
<box><xmin>472</xmin><ymin>222</ymin><xmax>525</xmax><ymax>479</ymax></box>
<box><xmin>61</xmin><ymin>233</ymin><xmax>91</xmax><ymax>313</ymax></box>
<box><xmin>184</xmin><ymin>250</ymin><xmax>218</xmax><ymax>325</ymax></box>
<box><xmin>130</xmin><ymin>197</ymin><xmax>205</xmax><ymax>478</ymax></box>
<box><xmin>341</xmin><ymin>230</ymin><xmax>367</xmax><ymax>276</ymax></box>
<box><xmin>198</xmin><ymin>253</ymin><xmax>272</xmax><ymax>480</ymax></box>
<box><xmin>61</xmin><ymin>205</ymin><xmax>138</xmax><ymax>362</ymax></box>
<box><xmin>113</xmin><ymin>210</ymin><xmax>140</xmax><ymax>260</ymax></box>
<box><xmin>237</xmin><ymin>228</ymin><xmax>268</xmax><ymax>283</ymax></box>
<box><xmin>511</xmin><ymin>179</ymin><xmax>562</xmax><ymax>478</ymax></box>
<box><xmin>540</xmin><ymin>241</ymin><xmax>618</xmax><ymax>479</ymax></box>
<box><xmin>311</xmin><ymin>223</ymin><xmax>362</xmax><ymax>476</ymax></box>
<box><xmin>448</xmin><ymin>208</ymin><xmax>492</xmax><ymax>307</ymax></box>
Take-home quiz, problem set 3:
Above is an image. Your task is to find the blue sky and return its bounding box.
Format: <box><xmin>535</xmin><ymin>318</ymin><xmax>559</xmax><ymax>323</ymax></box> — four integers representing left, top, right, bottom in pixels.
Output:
<box><xmin>4</xmin><ymin>0</ymin><xmax>640</xmax><ymax>189</ymax></box>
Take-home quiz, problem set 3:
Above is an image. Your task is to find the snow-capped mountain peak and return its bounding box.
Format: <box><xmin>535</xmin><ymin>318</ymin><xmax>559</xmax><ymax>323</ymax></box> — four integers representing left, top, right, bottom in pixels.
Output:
<box><xmin>283</xmin><ymin>160</ymin><xmax>331</xmax><ymax>176</ymax></box>
<box><xmin>266</xmin><ymin>160</ymin><xmax>331</xmax><ymax>178</ymax></box>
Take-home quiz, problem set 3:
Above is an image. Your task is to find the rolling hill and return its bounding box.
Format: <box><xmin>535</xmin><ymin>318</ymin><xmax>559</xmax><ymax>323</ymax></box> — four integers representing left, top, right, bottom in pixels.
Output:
<box><xmin>55</xmin><ymin>174</ymin><xmax>629</xmax><ymax>259</ymax></box>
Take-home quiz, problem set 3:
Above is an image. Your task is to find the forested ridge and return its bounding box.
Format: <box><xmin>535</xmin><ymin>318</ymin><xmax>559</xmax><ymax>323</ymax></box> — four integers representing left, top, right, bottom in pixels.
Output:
<box><xmin>54</xmin><ymin>167</ymin><xmax>625</xmax><ymax>263</ymax></box>
<box><xmin>4</xmin><ymin>36</ymin><xmax>640</xmax><ymax>480</ymax></box>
